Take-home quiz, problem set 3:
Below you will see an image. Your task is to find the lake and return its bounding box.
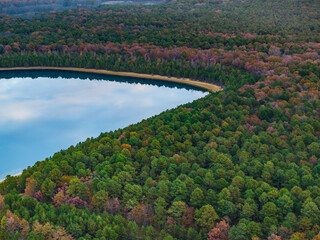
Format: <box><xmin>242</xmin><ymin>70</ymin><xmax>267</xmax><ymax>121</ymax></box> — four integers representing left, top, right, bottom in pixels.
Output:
<box><xmin>0</xmin><ymin>70</ymin><xmax>207</xmax><ymax>180</ymax></box>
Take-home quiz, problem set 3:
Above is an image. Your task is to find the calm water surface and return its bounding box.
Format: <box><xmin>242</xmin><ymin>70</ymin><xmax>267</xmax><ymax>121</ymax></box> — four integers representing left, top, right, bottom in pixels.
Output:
<box><xmin>0</xmin><ymin>70</ymin><xmax>207</xmax><ymax>180</ymax></box>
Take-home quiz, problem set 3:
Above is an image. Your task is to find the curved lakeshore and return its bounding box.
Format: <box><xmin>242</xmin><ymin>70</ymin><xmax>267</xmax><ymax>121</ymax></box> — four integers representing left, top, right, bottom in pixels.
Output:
<box><xmin>0</xmin><ymin>67</ymin><xmax>223</xmax><ymax>92</ymax></box>
<box><xmin>0</xmin><ymin>70</ymin><xmax>208</xmax><ymax>182</ymax></box>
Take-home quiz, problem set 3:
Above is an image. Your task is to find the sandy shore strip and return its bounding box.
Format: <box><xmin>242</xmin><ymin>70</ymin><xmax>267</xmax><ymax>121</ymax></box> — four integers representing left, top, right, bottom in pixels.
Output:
<box><xmin>0</xmin><ymin>67</ymin><xmax>223</xmax><ymax>92</ymax></box>
<box><xmin>0</xmin><ymin>66</ymin><xmax>222</xmax><ymax>184</ymax></box>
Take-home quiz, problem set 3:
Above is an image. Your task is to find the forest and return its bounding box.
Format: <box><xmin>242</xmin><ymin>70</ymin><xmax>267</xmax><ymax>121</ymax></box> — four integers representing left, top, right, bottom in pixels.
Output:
<box><xmin>0</xmin><ymin>0</ymin><xmax>320</xmax><ymax>239</ymax></box>
<box><xmin>0</xmin><ymin>0</ymin><xmax>102</xmax><ymax>17</ymax></box>
<box><xmin>0</xmin><ymin>0</ymin><xmax>163</xmax><ymax>17</ymax></box>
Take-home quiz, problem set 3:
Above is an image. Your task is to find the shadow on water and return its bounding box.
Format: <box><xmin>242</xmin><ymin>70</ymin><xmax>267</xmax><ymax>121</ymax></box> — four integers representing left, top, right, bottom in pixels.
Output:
<box><xmin>0</xmin><ymin>69</ymin><xmax>207</xmax><ymax>92</ymax></box>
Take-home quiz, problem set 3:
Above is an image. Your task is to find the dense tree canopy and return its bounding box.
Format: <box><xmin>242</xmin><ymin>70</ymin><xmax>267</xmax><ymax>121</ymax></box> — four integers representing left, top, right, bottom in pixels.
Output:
<box><xmin>0</xmin><ymin>0</ymin><xmax>320</xmax><ymax>239</ymax></box>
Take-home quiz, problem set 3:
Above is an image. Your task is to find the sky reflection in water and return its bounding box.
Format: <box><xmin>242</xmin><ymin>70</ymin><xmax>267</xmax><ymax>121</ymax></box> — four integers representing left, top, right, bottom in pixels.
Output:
<box><xmin>0</xmin><ymin>72</ymin><xmax>207</xmax><ymax>180</ymax></box>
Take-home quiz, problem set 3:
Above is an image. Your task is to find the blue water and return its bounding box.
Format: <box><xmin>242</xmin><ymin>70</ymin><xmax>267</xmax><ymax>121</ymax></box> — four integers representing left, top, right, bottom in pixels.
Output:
<box><xmin>0</xmin><ymin>70</ymin><xmax>207</xmax><ymax>180</ymax></box>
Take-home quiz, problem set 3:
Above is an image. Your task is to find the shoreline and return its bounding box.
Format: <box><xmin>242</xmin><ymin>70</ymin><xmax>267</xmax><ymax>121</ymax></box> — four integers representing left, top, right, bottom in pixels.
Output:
<box><xmin>0</xmin><ymin>66</ymin><xmax>223</xmax><ymax>185</ymax></box>
<box><xmin>0</xmin><ymin>173</ymin><xmax>22</xmax><ymax>184</ymax></box>
<box><xmin>0</xmin><ymin>67</ymin><xmax>223</xmax><ymax>92</ymax></box>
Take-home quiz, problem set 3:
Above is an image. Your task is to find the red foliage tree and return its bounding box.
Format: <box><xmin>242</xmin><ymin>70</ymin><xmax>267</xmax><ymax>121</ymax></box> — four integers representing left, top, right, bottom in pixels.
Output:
<box><xmin>127</xmin><ymin>203</ymin><xmax>153</xmax><ymax>226</ymax></box>
<box><xmin>181</xmin><ymin>206</ymin><xmax>195</xmax><ymax>228</ymax></box>
<box><xmin>105</xmin><ymin>197</ymin><xmax>121</xmax><ymax>215</ymax></box>
<box><xmin>24</xmin><ymin>178</ymin><xmax>38</xmax><ymax>198</ymax></box>
<box><xmin>53</xmin><ymin>189</ymin><xmax>70</xmax><ymax>207</ymax></box>
<box><xmin>207</xmin><ymin>220</ymin><xmax>230</xmax><ymax>240</ymax></box>
<box><xmin>166</xmin><ymin>216</ymin><xmax>177</xmax><ymax>226</ymax></box>
<box><xmin>268</xmin><ymin>234</ymin><xmax>282</xmax><ymax>240</ymax></box>
<box><xmin>67</xmin><ymin>197</ymin><xmax>88</xmax><ymax>208</ymax></box>
<box><xmin>35</xmin><ymin>190</ymin><xmax>44</xmax><ymax>202</ymax></box>
<box><xmin>0</xmin><ymin>194</ymin><xmax>4</xmax><ymax>211</ymax></box>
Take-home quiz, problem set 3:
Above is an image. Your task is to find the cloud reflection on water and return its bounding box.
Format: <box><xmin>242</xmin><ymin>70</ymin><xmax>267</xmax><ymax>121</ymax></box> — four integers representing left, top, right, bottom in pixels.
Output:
<box><xmin>0</xmin><ymin>75</ymin><xmax>207</xmax><ymax>180</ymax></box>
